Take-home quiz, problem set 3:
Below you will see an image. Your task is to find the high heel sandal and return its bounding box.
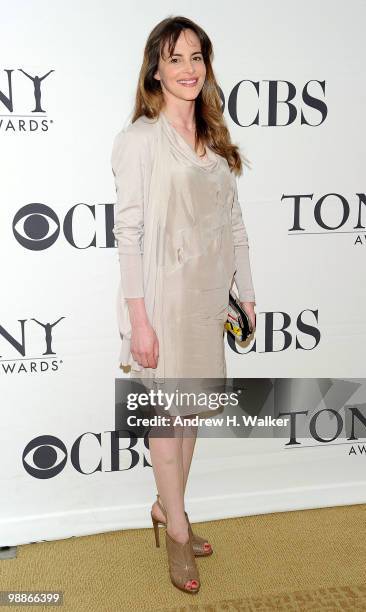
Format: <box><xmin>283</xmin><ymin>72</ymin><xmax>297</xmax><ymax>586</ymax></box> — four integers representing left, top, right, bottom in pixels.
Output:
<box><xmin>151</xmin><ymin>494</ymin><xmax>201</xmax><ymax>594</ymax></box>
<box><xmin>152</xmin><ymin>493</ymin><xmax>213</xmax><ymax>556</ymax></box>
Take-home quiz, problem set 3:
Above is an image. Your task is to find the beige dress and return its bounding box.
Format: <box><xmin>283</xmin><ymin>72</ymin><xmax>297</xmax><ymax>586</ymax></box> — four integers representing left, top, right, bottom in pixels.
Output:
<box><xmin>130</xmin><ymin>111</ymin><xmax>240</xmax><ymax>417</ymax></box>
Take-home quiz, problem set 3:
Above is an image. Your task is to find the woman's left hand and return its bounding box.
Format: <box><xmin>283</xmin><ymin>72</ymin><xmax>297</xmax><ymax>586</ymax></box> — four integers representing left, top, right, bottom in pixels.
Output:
<box><xmin>240</xmin><ymin>301</ymin><xmax>256</xmax><ymax>334</ymax></box>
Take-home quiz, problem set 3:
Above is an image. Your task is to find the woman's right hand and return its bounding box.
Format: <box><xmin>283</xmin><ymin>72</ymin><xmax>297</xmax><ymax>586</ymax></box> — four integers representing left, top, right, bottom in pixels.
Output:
<box><xmin>130</xmin><ymin>321</ymin><xmax>159</xmax><ymax>369</ymax></box>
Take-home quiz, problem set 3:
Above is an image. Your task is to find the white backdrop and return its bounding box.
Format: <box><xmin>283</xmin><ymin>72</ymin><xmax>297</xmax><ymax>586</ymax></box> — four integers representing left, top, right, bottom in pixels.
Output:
<box><xmin>1</xmin><ymin>0</ymin><xmax>365</xmax><ymax>546</ymax></box>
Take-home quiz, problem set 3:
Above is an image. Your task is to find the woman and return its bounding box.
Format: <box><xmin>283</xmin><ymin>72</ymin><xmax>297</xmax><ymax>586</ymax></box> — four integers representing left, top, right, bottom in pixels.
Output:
<box><xmin>111</xmin><ymin>16</ymin><xmax>256</xmax><ymax>594</ymax></box>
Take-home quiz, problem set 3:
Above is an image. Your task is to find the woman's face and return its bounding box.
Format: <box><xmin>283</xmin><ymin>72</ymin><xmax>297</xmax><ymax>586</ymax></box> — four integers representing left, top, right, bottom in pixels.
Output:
<box><xmin>154</xmin><ymin>28</ymin><xmax>206</xmax><ymax>103</ymax></box>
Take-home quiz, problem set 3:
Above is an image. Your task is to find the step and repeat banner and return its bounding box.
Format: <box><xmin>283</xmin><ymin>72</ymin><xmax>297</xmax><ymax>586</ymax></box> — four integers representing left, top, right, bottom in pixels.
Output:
<box><xmin>1</xmin><ymin>0</ymin><xmax>365</xmax><ymax>545</ymax></box>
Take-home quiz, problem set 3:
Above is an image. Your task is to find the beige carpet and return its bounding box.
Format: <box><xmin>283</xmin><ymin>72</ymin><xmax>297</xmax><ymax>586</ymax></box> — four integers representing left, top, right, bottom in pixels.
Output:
<box><xmin>1</xmin><ymin>503</ymin><xmax>365</xmax><ymax>611</ymax></box>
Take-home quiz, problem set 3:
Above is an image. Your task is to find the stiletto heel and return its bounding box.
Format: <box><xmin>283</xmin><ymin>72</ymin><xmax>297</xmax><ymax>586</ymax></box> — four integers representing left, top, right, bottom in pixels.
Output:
<box><xmin>151</xmin><ymin>511</ymin><xmax>160</xmax><ymax>547</ymax></box>
<box><xmin>153</xmin><ymin>494</ymin><xmax>201</xmax><ymax>594</ymax></box>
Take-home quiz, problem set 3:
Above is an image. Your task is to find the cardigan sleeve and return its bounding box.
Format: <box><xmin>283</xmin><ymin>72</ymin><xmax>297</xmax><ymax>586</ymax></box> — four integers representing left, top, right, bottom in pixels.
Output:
<box><xmin>111</xmin><ymin>127</ymin><xmax>147</xmax><ymax>298</ymax></box>
<box><xmin>231</xmin><ymin>175</ymin><xmax>256</xmax><ymax>302</ymax></box>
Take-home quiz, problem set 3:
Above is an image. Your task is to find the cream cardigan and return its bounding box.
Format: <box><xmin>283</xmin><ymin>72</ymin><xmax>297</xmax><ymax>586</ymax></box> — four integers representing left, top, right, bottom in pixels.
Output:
<box><xmin>111</xmin><ymin>113</ymin><xmax>256</xmax><ymax>370</ymax></box>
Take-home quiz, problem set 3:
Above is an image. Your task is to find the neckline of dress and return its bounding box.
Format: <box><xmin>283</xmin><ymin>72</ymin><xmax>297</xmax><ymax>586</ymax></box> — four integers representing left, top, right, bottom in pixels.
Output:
<box><xmin>160</xmin><ymin>110</ymin><xmax>219</xmax><ymax>172</ymax></box>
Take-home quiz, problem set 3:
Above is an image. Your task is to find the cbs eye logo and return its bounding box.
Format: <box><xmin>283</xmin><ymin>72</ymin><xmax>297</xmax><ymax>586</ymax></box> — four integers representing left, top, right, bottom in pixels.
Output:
<box><xmin>22</xmin><ymin>430</ymin><xmax>150</xmax><ymax>478</ymax></box>
<box><xmin>13</xmin><ymin>204</ymin><xmax>60</xmax><ymax>250</ymax></box>
<box><xmin>12</xmin><ymin>202</ymin><xmax>115</xmax><ymax>250</ymax></box>
<box><xmin>23</xmin><ymin>435</ymin><xmax>67</xmax><ymax>479</ymax></box>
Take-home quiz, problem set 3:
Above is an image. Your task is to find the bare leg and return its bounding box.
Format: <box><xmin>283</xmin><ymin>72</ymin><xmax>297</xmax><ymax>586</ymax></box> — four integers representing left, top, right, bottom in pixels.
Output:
<box><xmin>150</xmin><ymin>419</ymin><xmax>198</xmax><ymax>522</ymax></box>
<box><xmin>181</xmin><ymin>420</ymin><xmax>212</xmax><ymax>554</ymax></box>
<box><xmin>149</xmin><ymin>419</ymin><xmax>201</xmax><ymax>591</ymax></box>
<box><xmin>182</xmin><ymin>422</ymin><xmax>198</xmax><ymax>493</ymax></box>
<box><xmin>148</xmin><ymin>422</ymin><xmax>189</xmax><ymax>544</ymax></box>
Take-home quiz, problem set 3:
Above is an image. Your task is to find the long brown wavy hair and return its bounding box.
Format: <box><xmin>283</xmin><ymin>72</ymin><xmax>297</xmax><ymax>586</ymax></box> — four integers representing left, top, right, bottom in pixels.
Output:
<box><xmin>130</xmin><ymin>15</ymin><xmax>249</xmax><ymax>176</ymax></box>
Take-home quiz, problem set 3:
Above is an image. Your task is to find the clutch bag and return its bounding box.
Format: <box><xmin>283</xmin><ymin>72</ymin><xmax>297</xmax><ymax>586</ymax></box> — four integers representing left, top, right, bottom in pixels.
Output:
<box><xmin>224</xmin><ymin>288</ymin><xmax>252</xmax><ymax>342</ymax></box>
